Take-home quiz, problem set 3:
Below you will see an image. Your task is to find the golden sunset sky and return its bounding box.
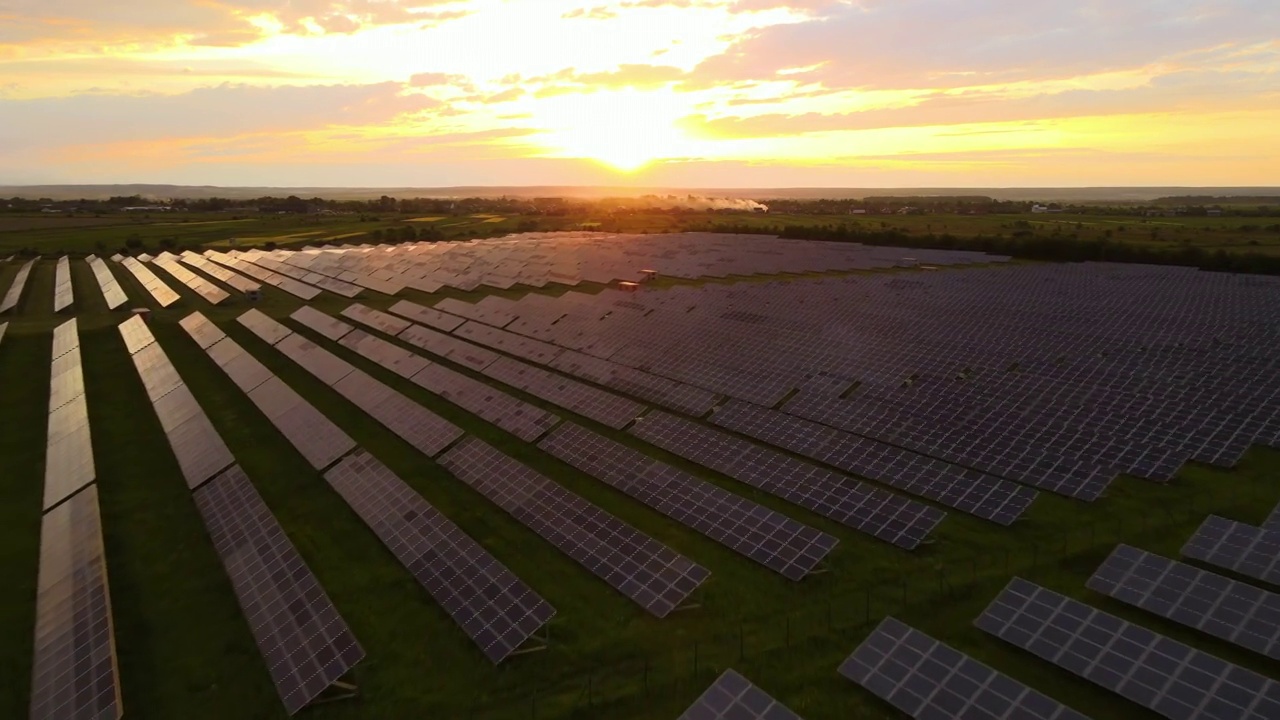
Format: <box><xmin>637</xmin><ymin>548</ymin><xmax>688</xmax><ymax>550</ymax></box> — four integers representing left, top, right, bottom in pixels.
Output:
<box><xmin>2</xmin><ymin>0</ymin><xmax>1277</xmax><ymax>186</ymax></box>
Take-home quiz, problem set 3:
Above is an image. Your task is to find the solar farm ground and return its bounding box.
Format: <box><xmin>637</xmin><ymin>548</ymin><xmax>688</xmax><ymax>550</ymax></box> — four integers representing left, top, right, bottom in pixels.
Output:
<box><xmin>1</xmin><ymin>242</ymin><xmax>1278</xmax><ymax>720</ymax></box>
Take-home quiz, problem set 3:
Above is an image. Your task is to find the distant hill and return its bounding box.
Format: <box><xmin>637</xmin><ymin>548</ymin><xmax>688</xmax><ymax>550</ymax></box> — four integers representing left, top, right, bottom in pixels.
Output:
<box><xmin>3</xmin><ymin>184</ymin><xmax>1279</xmax><ymax>203</ymax></box>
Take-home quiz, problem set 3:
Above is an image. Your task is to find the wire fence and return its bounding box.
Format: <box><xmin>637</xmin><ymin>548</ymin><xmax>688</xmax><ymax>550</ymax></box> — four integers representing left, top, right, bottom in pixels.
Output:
<box><xmin>453</xmin><ymin>475</ymin><xmax>1275</xmax><ymax>719</ymax></box>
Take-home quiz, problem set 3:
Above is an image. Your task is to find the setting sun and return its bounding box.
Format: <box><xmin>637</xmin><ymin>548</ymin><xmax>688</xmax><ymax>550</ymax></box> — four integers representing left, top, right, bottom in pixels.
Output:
<box><xmin>526</xmin><ymin>89</ymin><xmax>696</xmax><ymax>172</ymax></box>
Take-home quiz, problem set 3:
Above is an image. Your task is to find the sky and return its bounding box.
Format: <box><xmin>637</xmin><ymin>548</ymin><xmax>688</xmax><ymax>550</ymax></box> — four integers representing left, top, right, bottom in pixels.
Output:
<box><xmin>1</xmin><ymin>0</ymin><xmax>1277</xmax><ymax>188</ymax></box>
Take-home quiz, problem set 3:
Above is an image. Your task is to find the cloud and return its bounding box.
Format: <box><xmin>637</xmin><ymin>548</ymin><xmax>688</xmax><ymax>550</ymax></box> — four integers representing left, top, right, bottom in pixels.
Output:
<box><xmin>0</xmin><ymin>82</ymin><xmax>441</xmax><ymax>149</ymax></box>
<box><xmin>692</xmin><ymin>0</ymin><xmax>1280</xmax><ymax>90</ymax></box>
<box><xmin>0</xmin><ymin>0</ymin><xmax>467</xmax><ymax>48</ymax></box>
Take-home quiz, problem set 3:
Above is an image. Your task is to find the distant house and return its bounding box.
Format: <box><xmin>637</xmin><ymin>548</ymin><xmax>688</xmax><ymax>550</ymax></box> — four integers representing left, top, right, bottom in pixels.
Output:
<box><xmin>850</xmin><ymin>209</ymin><xmax>867</xmax><ymax>215</ymax></box>
<box><xmin>1207</xmin><ymin>208</ymin><xmax>1223</xmax><ymax>217</ymax></box>
<box><xmin>1031</xmin><ymin>204</ymin><xmax>1049</xmax><ymax>214</ymax></box>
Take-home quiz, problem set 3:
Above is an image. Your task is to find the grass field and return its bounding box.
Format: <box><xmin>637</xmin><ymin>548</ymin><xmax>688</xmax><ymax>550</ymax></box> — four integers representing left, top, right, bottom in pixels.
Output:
<box><xmin>5</xmin><ymin>210</ymin><xmax>1278</xmax><ymax>260</ymax></box>
<box><xmin>0</xmin><ymin>257</ymin><xmax>1278</xmax><ymax>719</ymax></box>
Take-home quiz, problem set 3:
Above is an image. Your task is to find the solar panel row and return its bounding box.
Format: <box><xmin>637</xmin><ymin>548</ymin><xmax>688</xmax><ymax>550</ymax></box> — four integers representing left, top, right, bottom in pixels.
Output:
<box><xmin>976</xmin><ymin>577</ymin><xmax>1280</xmax><ymax>720</ymax></box>
<box><xmin>44</xmin><ymin>318</ymin><xmax>96</xmax><ymax>511</ymax></box>
<box><xmin>482</xmin><ymin>356</ymin><xmax>644</xmax><ymax>430</ymax></box>
<box><xmin>841</xmin><ymin>617</ymin><xmax>1087</xmax><ymax>720</ymax></box>
<box><xmin>439</xmin><ymin>437</ymin><xmax>709</xmax><ymax>617</ymax></box>
<box><xmin>118</xmin><ymin>315</ymin><xmax>234</xmax><ymax>488</ymax></box>
<box><xmin>324</xmin><ymin>451</ymin><xmax>556</xmax><ymax>663</ymax></box>
<box><xmin>53</xmin><ymin>256</ymin><xmax>74</xmax><ymax>313</ymax></box>
<box><xmin>1181</xmin><ymin>516</ymin><xmax>1280</xmax><ymax>586</ymax></box>
<box><xmin>152</xmin><ymin>253</ymin><xmax>231</xmax><ymax>305</ymax></box>
<box><xmin>710</xmin><ymin>400</ymin><xmax>1036</xmax><ymax>525</ymax></box>
<box><xmin>0</xmin><ymin>258</ymin><xmax>36</xmax><ymax>314</ymax></box>
<box><xmin>630</xmin><ymin>410</ymin><xmax>945</xmax><ymax>549</ymax></box>
<box><xmin>193</xmin><ymin>466</ymin><xmax>366</xmax><ymax>715</ymax></box>
<box><xmin>29</xmin><ymin>486</ymin><xmax>122</xmax><ymax>720</ymax></box>
<box><xmin>538</xmin><ymin>422</ymin><xmax>838</xmax><ymax>580</ymax></box>
<box><xmin>119</xmin><ymin>257</ymin><xmax>180</xmax><ymax>307</ymax></box>
<box><xmin>1088</xmin><ymin>544</ymin><xmax>1280</xmax><ymax>661</ymax></box>
<box><xmin>86</xmin><ymin>256</ymin><xmax>129</xmax><ymax>310</ymax></box>
<box><xmin>179</xmin><ymin>251</ymin><xmax>262</xmax><ymax>294</ymax></box>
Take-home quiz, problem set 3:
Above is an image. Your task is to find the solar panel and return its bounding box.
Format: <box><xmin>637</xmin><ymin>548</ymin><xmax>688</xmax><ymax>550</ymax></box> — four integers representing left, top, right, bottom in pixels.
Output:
<box><xmin>631</xmin><ymin>411</ymin><xmax>945</xmax><ymax>550</ymax></box>
<box><xmin>1088</xmin><ymin>544</ymin><xmax>1280</xmax><ymax>661</ymax></box>
<box><xmin>409</xmin><ymin>361</ymin><xmax>561</xmax><ymax>442</ymax></box>
<box><xmin>339</xmin><ymin>329</ymin><xmax>430</xmax><ymax>379</ymax></box>
<box><xmin>398</xmin><ymin>323</ymin><xmax>500</xmax><ymax>371</ymax></box>
<box><xmin>482</xmin><ymin>357</ymin><xmax>644</xmax><ymax>430</ymax></box>
<box><xmin>324</xmin><ymin>451</ymin><xmax>555</xmax><ymax>662</ymax></box>
<box><xmin>44</xmin><ymin>319</ymin><xmax>96</xmax><ymax>512</ymax></box>
<box><xmin>275</xmin><ymin>333</ymin><xmax>357</xmax><ymax>386</ymax></box>
<box><xmin>677</xmin><ymin>669</ymin><xmax>802</xmax><ymax>720</ymax></box>
<box><xmin>153</xmin><ymin>256</ymin><xmax>231</xmax><ymax>305</ymax></box>
<box><xmin>119</xmin><ymin>257</ymin><xmax>180</xmax><ymax>307</ymax></box>
<box><xmin>438</xmin><ymin>437</ymin><xmax>709</xmax><ymax>617</ymax></box>
<box><xmin>237</xmin><ymin>309</ymin><xmax>293</xmax><ymax>346</ymax></box>
<box><xmin>247</xmin><ymin>376</ymin><xmax>356</xmax><ymax>470</ymax></box>
<box><xmin>1181</xmin><ymin>515</ymin><xmax>1280</xmax><ymax>586</ymax></box>
<box><xmin>976</xmin><ymin>577</ymin><xmax>1280</xmax><ymax>720</ymax></box>
<box><xmin>1263</xmin><ymin>502</ymin><xmax>1280</xmax><ymax>533</ymax></box>
<box><xmin>0</xmin><ymin>258</ymin><xmax>35</xmax><ymax>314</ymax></box>
<box><xmin>340</xmin><ymin>303</ymin><xmax>411</xmax><ymax>336</ymax></box>
<box><xmin>539</xmin><ymin>422</ymin><xmax>838</xmax><ymax>580</ymax></box>
<box><xmin>117</xmin><ymin>315</ymin><xmax>156</xmax><ymax>355</ymax></box>
<box><xmin>289</xmin><ymin>306</ymin><xmax>354</xmax><ymax>341</ymax></box>
<box><xmin>87</xmin><ymin>256</ymin><xmax>129</xmax><ymax>310</ymax></box>
<box><xmin>840</xmin><ymin>617</ymin><xmax>1088</xmax><ymax>720</ymax></box>
<box><xmin>178</xmin><ymin>312</ymin><xmax>227</xmax><ymax>350</ymax></box>
<box><xmin>53</xmin><ymin>256</ymin><xmax>74</xmax><ymax>313</ymax></box>
<box><xmin>29</xmin><ymin>486</ymin><xmax>122</xmax><ymax>720</ymax></box>
<box><xmin>387</xmin><ymin>299</ymin><xmax>466</xmax><ymax>332</ymax></box>
<box><xmin>711</xmin><ymin>400</ymin><xmax>1036</xmax><ymax>525</ymax></box>
<box><xmin>208</xmin><ymin>338</ymin><xmax>275</xmax><ymax>392</ymax></box>
<box><xmin>193</xmin><ymin>466</ymin><xmax>365</xmax><ymax>715</ymax></box>
<box><xmin>119</xmin><ymin>319</ymin><xmax>234</xmax><ymax>488</ymax></box>
<box><xmin>0</xmin><ymin>321</ymin><xmax>8</xmax><ymax>348</ymax></box>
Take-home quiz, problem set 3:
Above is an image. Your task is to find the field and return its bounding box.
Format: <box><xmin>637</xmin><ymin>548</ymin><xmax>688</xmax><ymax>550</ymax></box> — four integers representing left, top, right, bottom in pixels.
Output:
<box><xmin>4</xmin><ymin>210</ymin><xmax>1279</xmax><ymax>259</ymax></box>
<box><xmin>1</xmin><ymin>252</ymin><xmax>1278</xmax><ymax>720</ymax></box>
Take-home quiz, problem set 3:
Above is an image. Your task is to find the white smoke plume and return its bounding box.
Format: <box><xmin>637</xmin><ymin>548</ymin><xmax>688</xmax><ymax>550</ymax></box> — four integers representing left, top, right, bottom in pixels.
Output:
<box><xmin>634</xmin><ymin>195</ymin><xmax>769</xmax><ymax>212</ymax></box>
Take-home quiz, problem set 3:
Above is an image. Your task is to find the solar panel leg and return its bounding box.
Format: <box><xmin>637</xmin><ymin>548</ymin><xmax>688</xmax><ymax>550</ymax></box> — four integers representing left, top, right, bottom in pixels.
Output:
<box><xmin>509</xmin><ymin>624</ymin><xmax>551</xmax><ymax>658</ymax></box>
<box><xmin>308</xmin><ymin>678</ymin><xmax>359</xmax><ymax>709</ymax></box>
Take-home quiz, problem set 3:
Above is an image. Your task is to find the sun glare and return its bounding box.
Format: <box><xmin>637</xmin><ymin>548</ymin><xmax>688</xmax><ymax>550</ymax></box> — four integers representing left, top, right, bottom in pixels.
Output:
<box><xmin>528</xmin><ymin>89</ymin><xmax>695</xmax><ymax>172</ymax></box>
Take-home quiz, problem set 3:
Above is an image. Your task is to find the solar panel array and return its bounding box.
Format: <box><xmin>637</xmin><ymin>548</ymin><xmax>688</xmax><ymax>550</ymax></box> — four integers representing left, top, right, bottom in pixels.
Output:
<box><xmin>53</xmin><ymin>256</ymin><xmax>74</xmax><ymax>313</ymax></box>
<box><xmin>677</xmin><ymin>669</ymin><xmax>803</xmax><ymax>720</ymax></box>
<box><xmin>1088</xmin><ymin>544</ymin><xmax>1280</xmax><ymax>661</ymax></box>
<box><xmin>539</xmin><ymin>422</ymin><xmax>838</xmax><ymax>580</ymax></box>
<box><xmin>86</xmin><ymin>255</ymin><xmax>128</xmax><ymax>310</ymax></box>
<box><xmin>1265</xmin><ymin>503</ymin><xmax>1280</xmax><ymax>533</ymax></box>
<box><xmin>976</xmin><ymin>577</ymin><xmax>1280</xmax><ymax>720</ymax></box>
<box><xmin>630</xmin><ymin>410</ymin><xmax>945</xmax><ymax>549</ymax></box>
<box><xmin>0</xmin><ymin>321</ymin><xmax>7</xmax><ymax>348</ymax></box>
<box><xmin>840</xmin><ymin>617</ymin><xmax>1087</xmax><ymax>720</ymax></box>
<box><xmin>1181</xmin><ymin>516</ymin><xmax>1280</xmax><ymax>586</ymax></box>
<box><xmin>0</xmin><ymin>257</ymin><xmax>35</xmax><ymax>314</ymax></box>
<box><xmin>339</xmin><ymin>329</ymin><xmax>430</xmax><ymax>380</ymax></box>
<box><xmin>29</xmin><ymin>486</ymin><xmax>122</xmax><ymax>720</ymax></box>
<box><xmin>242</xmin><ymin>232</ymin><xmax>978</xmax><ymax>296</ymax></box>
<box><xmin>422</xmin><ymin>262</ymin><xmax>1278</xmax><ymax>499</ymax></box>
<box><xmin>438</xmin><ymin>437</ymin><xmax>710</xmax><ymax>616</ymax></box>
<box><xmin>238</xmin><ymin>310</ymin><xmax>464</xmax><ymax>457</ymax></box>
<box><xmin>118</xmin><ymin>315</ymin><xmax>234</xmax><ymax>487</ymax></box>
<box><xmin>152</xmin><ymin>252</ymin><xmax>231</xmax><ymax>305</ymax></box>
<box><xmin>193</xmin><ymin>465</ymin><xmax>365</xmax><ymax>715</ymax></box>
<box><xmin>324</xmin><ymin>451</ymin><xmax>556</xmax><ymax>662</ymax></box>
<box><xmin>119</xmin><ymin>257</ymin><xmax>180</xmax><ymax>307</ymax></box>
<box><xmin>44</xmin><ymin>318</ymin><xmax>97</xmax><ymax>511</ymax></box>
<box><xmin>711</xmin><ymin>400</ymin><xmax>1037</xmax><ymax>525</ymax></box>
<box><xmin>398</xmin><ymin>322</ymin><xmax>500</xmax><ymax>371</ymax></box>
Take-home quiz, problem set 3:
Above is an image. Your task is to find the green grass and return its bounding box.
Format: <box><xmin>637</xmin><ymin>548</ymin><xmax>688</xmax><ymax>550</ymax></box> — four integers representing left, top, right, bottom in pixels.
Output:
<box><xmin>0</xmin><ymin>258</ymin><xmax>1278</xmax><ymax>719</ymax></box>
